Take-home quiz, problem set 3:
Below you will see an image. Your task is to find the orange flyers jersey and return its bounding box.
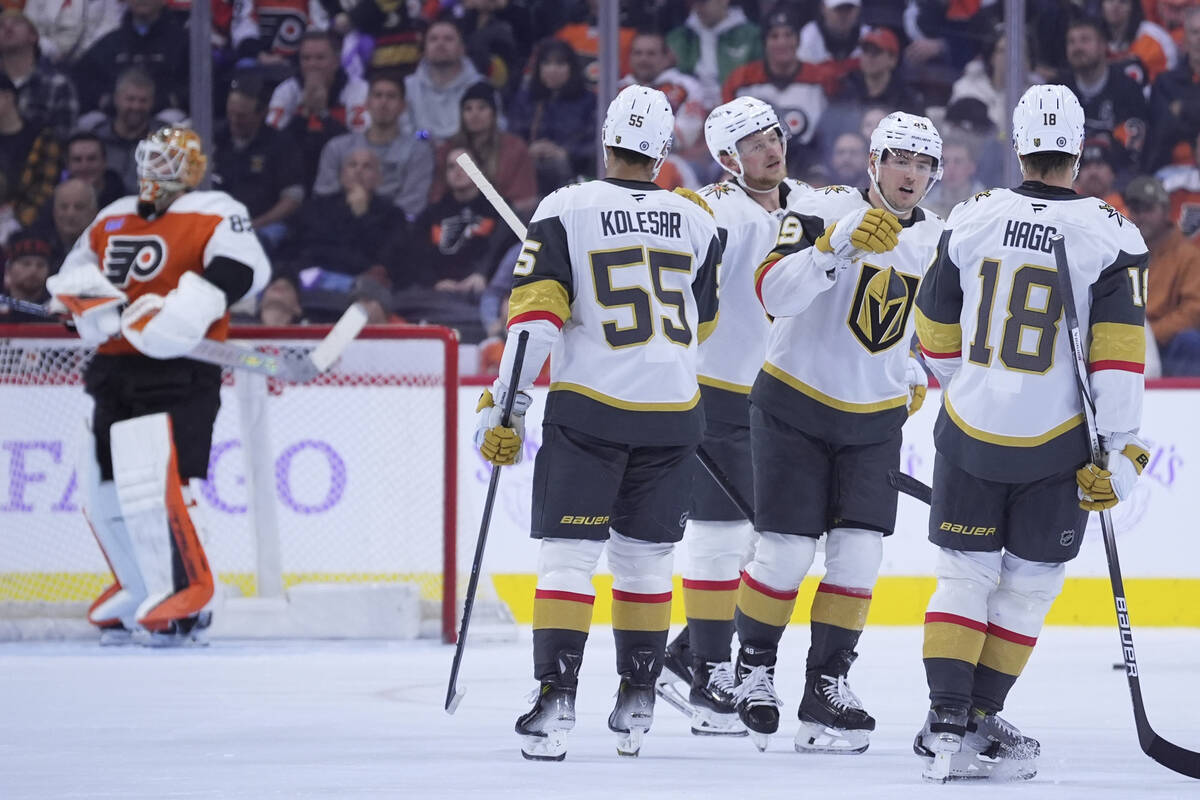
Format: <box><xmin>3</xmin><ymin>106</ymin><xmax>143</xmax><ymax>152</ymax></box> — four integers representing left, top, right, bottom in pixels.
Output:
<box><xmin>64</xmin><ymin>191</ymin><xmax>271</xmax><ymax>356</ymax></box>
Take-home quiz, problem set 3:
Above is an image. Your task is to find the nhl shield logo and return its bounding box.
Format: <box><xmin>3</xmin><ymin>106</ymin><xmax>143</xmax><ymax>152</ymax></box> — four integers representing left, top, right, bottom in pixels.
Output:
<box><xmin>1060</xmin><ymin>529</ymin><xmax>1076</xmax><ymax>547</ymax></box>
<box><xmin>847</xmin><ymin>264</ymin><xmax>919</xmax><ymax>354</ymax></box>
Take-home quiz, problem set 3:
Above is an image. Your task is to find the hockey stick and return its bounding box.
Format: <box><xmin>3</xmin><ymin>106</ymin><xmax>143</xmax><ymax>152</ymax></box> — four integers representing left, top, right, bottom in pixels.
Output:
<box><xmin>887</xmin><ymin>469</ymin><xmax>933</xmax><ymax>505</ymax></box>
<box><xmin>1050</xmin><ymin>233</ymin><xmax>1200</xmax><ymax>779</ymax></box>
<box><xmin>0</xmin><ymin>294</ymin><xmax>368</xmax><ymax>381</ymax></box>
<box><xmin>695</xmin><ymin>444</ymin><xmax>755</xmax><ymax>525</ymax></box>
<box><xmin>446</xmin><ymin>329</ymin><xmax>530</xmax><ymax>714</ymax></box>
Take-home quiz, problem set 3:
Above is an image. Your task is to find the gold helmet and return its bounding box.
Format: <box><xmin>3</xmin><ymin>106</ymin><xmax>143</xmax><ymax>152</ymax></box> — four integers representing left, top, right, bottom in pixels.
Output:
<box><xmin>134</xmin><ymin>126</ymin><xmax>207</xmax><ymax>206</ymax></box>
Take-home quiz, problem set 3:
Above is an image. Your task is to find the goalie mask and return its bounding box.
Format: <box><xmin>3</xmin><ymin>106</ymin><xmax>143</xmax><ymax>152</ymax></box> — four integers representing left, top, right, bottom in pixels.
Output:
<box><xmin>135</xmin><ymin>126</ymin><xmax>207</xmax><ymax>214</ymax></box>
<box><xmin>704</xmin><ymin>96</ymin><xmax>786</xmax><ymax>182</ymax></box>
<box><xmin>602</xmin><ymin>84</ymin><xmax>674</xmax><ymax>179</ymax></box>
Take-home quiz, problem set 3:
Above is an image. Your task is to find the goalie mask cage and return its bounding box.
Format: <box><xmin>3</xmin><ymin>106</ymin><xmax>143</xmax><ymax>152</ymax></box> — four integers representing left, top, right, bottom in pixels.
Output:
<box><xmin>0</xmin><ymin>323</ymin><xmax>499</xmax><ymax>642</ymax></box>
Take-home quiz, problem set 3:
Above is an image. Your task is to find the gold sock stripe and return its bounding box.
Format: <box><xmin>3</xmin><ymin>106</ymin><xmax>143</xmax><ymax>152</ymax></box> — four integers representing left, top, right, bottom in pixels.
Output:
<box><xmin>611</xmin><ymin>589</ymin><xmax>672</xmax><ymax>632</ymax></box>
<box><xmin>977</xmin><ymin>624</ymin><xmax>1037</xmax><ymax>676</ymax></box>
<box><xmin>810</xmin><ymin>585</ymin><xmax>872</xmax><ymax>631</ymax></box>
<box><xmin>737</xmin><ymin>571</ymin><xmax>799</xmax><ymax>628</ymax></box>
<box><xmin>532</xmin><ymin>589</ymin><xmax>595</xmax><ymax>633</ymax></box>
<box><xmin>682</xmin><ymin>578</ymin><xmax>739</xmax><ymax>622</ymax></box>
<box><xmin>923</xmin><ymin>612</ymin><xmax>987</xmax><ymax>663</ymax></box>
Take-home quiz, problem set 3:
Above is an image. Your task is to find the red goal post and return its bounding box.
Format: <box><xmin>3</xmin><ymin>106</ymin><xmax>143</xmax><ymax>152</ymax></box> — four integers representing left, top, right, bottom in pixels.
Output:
<box><xmin>0</xmin><ymin>323</ymin><xmax>463</xmax><ymax>641</ymax></box>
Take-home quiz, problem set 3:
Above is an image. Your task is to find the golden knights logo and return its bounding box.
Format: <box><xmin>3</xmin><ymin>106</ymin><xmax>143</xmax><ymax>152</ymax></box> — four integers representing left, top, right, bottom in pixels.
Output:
<box><xmin>972</xmin><ymin>190</ymin><xmax>992</xmax><ymax>202</ymax></box>
<box><xmin>823</xmin><ymin>185</ymin><xmax>852</xmax><ymax>195</ymax></box>
<box><xmin>703</xmin><ymin>182</ymin><xmax>735</xmax><ymax>198</ymax></box>
<box><xmin>847</xmin><ymin>263</ymin><xmax>919</xmax><ymax>354</ymax></box>
<box><xmin>1098</xmin><ymin>201</ymin><xmax>1126</xmax><ymax>227</ymax></box>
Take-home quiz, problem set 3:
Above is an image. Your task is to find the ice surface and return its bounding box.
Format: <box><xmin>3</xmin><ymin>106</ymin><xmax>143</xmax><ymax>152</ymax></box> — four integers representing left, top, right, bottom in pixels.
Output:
<box><xmin>2</xmin><ymin>627</ymin><xmax>1198</xmax><ymax>799</ymax></box>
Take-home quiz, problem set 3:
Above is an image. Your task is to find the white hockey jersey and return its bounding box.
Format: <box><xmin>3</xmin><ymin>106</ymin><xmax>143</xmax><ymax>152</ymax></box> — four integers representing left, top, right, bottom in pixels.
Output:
<box><xmin>915</xmin><ymin>182</ymin><xmax>1149</xmax><ymax>482</ymax></box>
<box><xmin>753</xmin><ymin>185</ymin><xmax>944</xmax><ymax>444</ymax></box>
<box><xmin>507</xmin><ymin>178</ymin><xmax>722</xmax><ymax>446</ymax></box>
<box><xmin>696</xmin><ymin>178</ymin><xmax>812</xmax><ymax>424</ymax></box>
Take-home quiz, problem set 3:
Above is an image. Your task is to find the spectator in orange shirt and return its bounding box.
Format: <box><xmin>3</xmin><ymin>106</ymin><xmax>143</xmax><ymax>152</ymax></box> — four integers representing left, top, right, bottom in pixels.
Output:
<box><xmin>1125</xmin><ymin>174</ymin><xmax>1200</xmax><ymax>375</ymax></box>
<box><xmin>554</xmin><ymin>0</ymin><xmax>634</xmax><ymax>88</ymax></box>
<box><xmin>1103</xmin><ymin>0</ymin><xmax>1179</xmax><ymax>86</ymax></box>
<box><xmin>1155</xmin><ymin>129</ymin><xmax>1200</xmax><ymax>234</ymax></box>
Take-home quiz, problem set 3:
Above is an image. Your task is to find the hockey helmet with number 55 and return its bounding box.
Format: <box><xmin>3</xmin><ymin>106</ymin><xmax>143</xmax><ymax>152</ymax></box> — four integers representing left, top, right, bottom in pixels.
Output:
<box><xmin>135</xmin><ymin>126</ymin><xmax>207</xmax><ymax>208</ymax></box>
<box><xmin>704</xmin><ymin>96</ymin><xmax>785</xmax><ymax>177</ymax></box>
<box><xmin>1011</xmin><ymin>84</ymin><xmax>1085</xmax><ymax>156</ymax></box>
<box><xmin>602</xmin><ymin>84</ymin><xmax>674</xmax><ymax>178</ymax></box>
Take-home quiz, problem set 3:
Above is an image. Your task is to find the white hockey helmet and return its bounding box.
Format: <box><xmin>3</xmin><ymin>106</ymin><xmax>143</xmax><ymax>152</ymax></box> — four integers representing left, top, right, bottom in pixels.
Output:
<box><xmin>602</xmin><ymin>84</ymin><xmax>674</xmax><ymax>178</ymax></box>
<box><xmin>1011</xmin><ymin>84</ymin><xmax>1085</xmax><ymax>157</ymax></box>
<box><xmin>869</xmin><ymin>111</ymin><xmax>944</xmax><ymax>181</ymax></box>
<box><xmin>704</xmin><ymin>95</ymin><xmax>785</xmax><ymax>177</ymax></box>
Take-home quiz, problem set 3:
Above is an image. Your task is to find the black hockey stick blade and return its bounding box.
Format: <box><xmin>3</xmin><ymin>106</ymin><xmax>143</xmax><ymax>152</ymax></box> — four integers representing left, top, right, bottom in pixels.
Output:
<box><xmin>446</xmin><ymin>329</ymin><xmax>530</xmax><ymax>714</ymax></box>
<box><xmin>887</xmin><ymin>469</ymin><xmax>932</xmax><ymax>505</ymax></box>
<box><xmin>695</xmin><ymin>445</ymin><xmax>755</xmax><ymax>525</ymax></box>
<box><xmin>0</xmin><ymin>294</ymin><xmax>57</xmax><ymax>318</ymax></box>
<box><xmin>1051</xmin><ymin>234</ymin><xmax>1200</xmax><ymax>779</ymax></box>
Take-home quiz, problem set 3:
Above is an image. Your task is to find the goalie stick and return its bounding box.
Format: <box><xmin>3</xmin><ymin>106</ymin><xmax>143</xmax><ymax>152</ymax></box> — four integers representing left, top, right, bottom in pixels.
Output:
<box><xmin>446</xmin><ymin>329</ymin><xmax>529</xmax><ymax>714</ymax></box>
<box><xmin>0</xmin><ymin>294</ymin><xmax>368</xmax><ymax>381</ymax></box>
<box><xmin>1050</xmin><ymin>233</ymin><xmax>1200</xmax><ymax>779</ymax></box>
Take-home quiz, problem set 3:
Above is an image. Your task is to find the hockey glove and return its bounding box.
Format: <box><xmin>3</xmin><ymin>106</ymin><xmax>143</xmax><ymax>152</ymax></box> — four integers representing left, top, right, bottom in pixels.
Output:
<box><xmin>815</xmin><ymin>207</ymin><xmax>902</xmax><ymax>260</ymax></box>
<box><xmin>905</xmin><ymin>355</ymin><xmax>928</xmax><ymax>417</ymax></box>
<box><xmin>474</xmin><ymin>383</ymin><xmax>533</xmax><ymax>466</ymax></box>
<box><xmin>46</xmin><ymin>269</ymin><xmax>127</xmax><ymax>346</ymax></box>
<box><xmin>1076</xmin><ymin>433</ymin><xmax>1150</xmax><ymax>511</ymax></box>
<box><xmin>121</xmin><ymin>272</ymin><xmax>228</xmax><ymax>359</ymax></box>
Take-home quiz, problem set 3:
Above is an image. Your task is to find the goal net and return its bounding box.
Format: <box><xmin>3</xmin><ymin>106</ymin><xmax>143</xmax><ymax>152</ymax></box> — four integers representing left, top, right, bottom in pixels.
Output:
<box><xmin>0</xmin><ymin>323</ymin><xmax>500</xmax><ymax>642</ymax></box>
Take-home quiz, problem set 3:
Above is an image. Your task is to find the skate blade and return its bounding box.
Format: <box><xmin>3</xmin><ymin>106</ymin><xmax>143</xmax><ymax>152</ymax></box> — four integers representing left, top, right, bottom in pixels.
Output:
<box><xmin>520</xmin><ymin>732</ymin><xmax>567</xmax><ymax>761</ymax></box>
<box><xmin>615</xmin><ymin>725</ymin><xmax>647</xmax><ymax>757</ymax></box>
<box><xmin>98</xmin><ymin>628</ymin><xmax>134</xmax><ymax>647</ymax></box>
<box><xmin>749</xmin><ymin>731</ymin><xmax>771</xmax><ymax>752</ymax></box>
<box><xmin>654</xmin><ymin>679</ymin><xmax>694</xmax><ymax>719</ymax></box>
<box><xmin>690</xmin><ymin>705</ymin><xmax>747</xmax><ymax>737</ymax></box>
<box><xmin>922</xmin><ymin>751</ymin><xmax>954</xmax><ymax>783</ymax></box>
<box><xmin>794</xmin><ymin>721</ymin><xmax>869</xmax><ymax>754</ymax></box>
<box><xmin>970</xmin><ymin>753</ymin><xmax>1038</xmax><ymax>781</ymax></box>
<box><xmin>132</xmin><ymin>627</ymin><xmax>209</xmax><ymax>648</ymax></box>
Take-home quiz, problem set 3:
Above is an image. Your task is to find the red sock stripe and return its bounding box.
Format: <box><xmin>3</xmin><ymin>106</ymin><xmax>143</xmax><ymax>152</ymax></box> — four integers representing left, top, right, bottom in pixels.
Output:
<box><xmin>740</xmin><ymin>570</ymin><xmax>799</xmax><ymax>601</ymax></box>
<box><xmin>816</xmin><ymin>582</ymin><xmax>872</xmax><ymax>599</ymax></box>
<box><xmin>924</xmin><ymin>611</ymin><xmax>987</xmax><ymax>633</ymax></box>
<box><xmin>508</xmin><ymin>310</ymin><xmax>564</xmax><ymax>328</ymax></box>
<box><xmin>1088</xmin><ymin>360</ymin><xmax>1144</xmax><ymax>374</ymax></box>
<box><xmin>534</xmin><ymin>589</ymin><xmax>595</xmax><ymax>605</ymax></box>
<box><xmin>920</xmin><ymin>344</ymin><xmax>962</xmax><ymax>360</ymax></box>
<box><xmin>611</xmin><ymin>589</ymin><xmax>673</xmax><ymax>604</ymax></box>
<box><xmin>986</xmin><ymin>623</ymin><xmax>1038</xmax><ymax>647</ymax></box>
<box><xmin>682</xmin><ymin>578</ymin><xmax>741</xmax><ymax>591</ymax></box>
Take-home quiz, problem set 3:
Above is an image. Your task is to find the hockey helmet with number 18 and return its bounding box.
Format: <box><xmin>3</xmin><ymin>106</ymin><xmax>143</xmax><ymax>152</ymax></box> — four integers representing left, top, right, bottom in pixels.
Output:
<box><xmin>602</xmin><ymin>84</ymin><xmax>675</xmax><ymax>179</ymax></box>
<box><xmin>135</xmin><ymin>125</ymin><xmax>207</xmax><ymax>208</ymax></box>
<box><xmin>704</xmin><ymin>96</ymin><xmax>786</xmax><ymax>177</ymax></box>
<box><xmin>1011</xmin><ymin>84</ymin><xmax>1085</xmax><ymax>157</ymax></box>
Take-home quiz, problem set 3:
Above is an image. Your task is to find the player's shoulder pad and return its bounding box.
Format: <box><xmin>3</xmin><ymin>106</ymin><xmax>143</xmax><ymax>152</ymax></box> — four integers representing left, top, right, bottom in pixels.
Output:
<box><xmin>95</xmin><ymin>195</ymin><xmax>139</xmax><ymax>222</ymax></box>
<box><xmin>796</xmin><ymin>183</ymin><xmax>867</xmax><ymax>220</ymax></box>
<box><xmin>529</xmin><ymin>180</ymin><xmax>586</xmax><ymax>222</ymax></box>
<box><xmin>945</xmin><ymin>187</ymin><xmax>1004</xmax><ymax>226</ymax></box>
<box><xmin>170</xmin><ymin>190</ymin><xmax>253</xmax><ymax>220</ymax></box>
<box><xmin>672</xmin><ymin>186</ymin><xmax>713</xmax><ymax>216</ymax></box>
<box><xmin>699</xmin><ymin>180</ymin><xmax>742</xmax><ymax>205</ymax></box>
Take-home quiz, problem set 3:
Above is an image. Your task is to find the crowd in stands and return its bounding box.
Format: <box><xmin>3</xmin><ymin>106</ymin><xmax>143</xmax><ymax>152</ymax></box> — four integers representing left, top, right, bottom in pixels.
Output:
<box><xmin>1</xmin><ymin>0</ymin><xmax>1200</xmax><ymax>375</ymax></box>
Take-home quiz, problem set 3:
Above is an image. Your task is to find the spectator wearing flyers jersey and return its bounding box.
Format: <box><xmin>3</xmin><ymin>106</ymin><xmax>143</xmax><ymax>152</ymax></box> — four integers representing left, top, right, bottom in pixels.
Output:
<box><xmin>267</xmin><ymin>30</ymin><xmax>369</xmax><ymax>132</ymax></box>
<box><xmin>1102</xmin><ymin>0</ymin><xmax>1178</xmax><ymax>87</ymax></box>
<box><xmin>1156</xmin><ymin>130</ymin><xmax>1200</xmax><ymax>236</ymax></box>
<box><xmin>619</xmin><ymin>30</ymin><xmax>708</xmax><ymax>152</ymax></box>
<box><xmin>721</xmin><ymin>7</ymin><xmax>839</xmax><ymax>171</ymax></box>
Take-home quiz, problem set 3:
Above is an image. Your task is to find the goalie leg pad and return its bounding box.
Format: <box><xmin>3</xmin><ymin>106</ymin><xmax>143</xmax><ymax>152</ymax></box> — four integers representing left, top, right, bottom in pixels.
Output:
<box><xmin>85</xmin><ymin>481</ymin><xmax>147</xmax><ymax>629</ymax></box>
<box><xmin>111</xmin><ymin>413</ymin><xmax>214</xmax><ymax>632</ymax></box>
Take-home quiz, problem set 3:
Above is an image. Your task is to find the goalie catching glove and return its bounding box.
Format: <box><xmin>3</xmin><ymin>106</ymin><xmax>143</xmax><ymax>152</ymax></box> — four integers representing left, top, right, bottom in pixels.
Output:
<box><xmin>46</xmin><ymin>268</ymin><xmax>127</xmax><ymax>346</ymax></box>
<box><xmin>121</xmin><ymin>272</ymin><xmax>228</xmax><ymax>359</ymax></box>
<box><xmin>1076</xmin><ymin>433</ymin><xmax>1150</xmax><ymax>511</ymax></box>
<box><xmin>815</xmin><ymin>206</ymin><xmax>902</xmax><ymax>261</ymax></box>
<box><xmin>474</xmin><ymin>382</ymin><xmax>533</xmax><ymax>466</ymax></box>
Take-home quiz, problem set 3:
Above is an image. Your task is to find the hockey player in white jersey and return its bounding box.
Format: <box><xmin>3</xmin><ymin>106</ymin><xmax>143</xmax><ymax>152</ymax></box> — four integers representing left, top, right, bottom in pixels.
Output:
<box><xmin>473</xmin><ymin>85</ymin><xmax>721</xmax><ymax>761</ymax></box>
<box><xmin>731</xmin><ymin>112</ymin><xmax>944</xmax><ymax>753</ymax></box>
<box><xmin>655</xmin><ymin>96</ymin><xmax>817</xmax><ymax>737</ymax></box>
<box><xmin>912</xmin><ymin>85</ymin><xmax>1149</xmax><ymax>781</ymax></box>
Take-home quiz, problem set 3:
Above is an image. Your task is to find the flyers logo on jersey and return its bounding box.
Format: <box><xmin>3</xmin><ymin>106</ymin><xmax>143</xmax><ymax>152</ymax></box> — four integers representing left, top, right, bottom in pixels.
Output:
<box><xmin>103</xmin><ymin>235</ymin><xmax>168</xmax><ymax>288</ymax></box>
<box><xmin>847</xmin><ymin>264</ymin><xmax>919</xmax><ymax>354</ymax></box>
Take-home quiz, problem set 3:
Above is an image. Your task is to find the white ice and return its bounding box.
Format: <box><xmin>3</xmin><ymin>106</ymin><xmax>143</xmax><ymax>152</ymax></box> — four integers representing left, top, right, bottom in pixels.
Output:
<box><xmin>3</xmin><ymin>626</ymin><xmax>1198</xmax><ymax>799</ymax></box>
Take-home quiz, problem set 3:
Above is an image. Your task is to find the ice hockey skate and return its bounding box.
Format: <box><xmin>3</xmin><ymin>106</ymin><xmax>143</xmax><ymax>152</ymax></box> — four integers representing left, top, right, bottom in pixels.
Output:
<box><xmin>689</xmin><ymin>660</ymin><xmax>747</xmax><ymax>736</ymax></box>
<box><xmin>516</xmin><ymin>650</ymin><xmax>581</xmax><ymax>761</ymax></box>
<box><xmin>608</xmin><ymin>646</ymin><xmax>658</xmax><ymax>757</ymax></box>
<box><xmin>960</xmin><ymin>708</ymin><xmax>1040</xmax><ymax>780</ymax></box>
<box><xmin>131</xmin><ymin>610</ymin><xmax>212</xmax><ymax>648</ymax></box>
<box><xmin>795</xmin><ymin>649</ymin><xmax>875</xmax><ymax>754</ymax></box>
<box><xmin>732</xmin><ymin>644</ymin><xmax>781</xmax><ymax>752</ymax></box>
<box><xmin>915</xmin><ymin>704</ymin><xmax>988</xmax><ymax>782</ymax></box>
<box><xmin>654</xmin><ymin>628</ymin><xmax>694</xmax><ymax>719</ymax></box>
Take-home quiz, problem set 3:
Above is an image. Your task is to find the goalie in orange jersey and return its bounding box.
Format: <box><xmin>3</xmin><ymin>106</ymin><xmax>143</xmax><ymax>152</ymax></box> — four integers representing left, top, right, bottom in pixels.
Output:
<box><xmin>46</xmin><ymin>126</ymin><xmax>271</xmax><ymax>645</ymax></box>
